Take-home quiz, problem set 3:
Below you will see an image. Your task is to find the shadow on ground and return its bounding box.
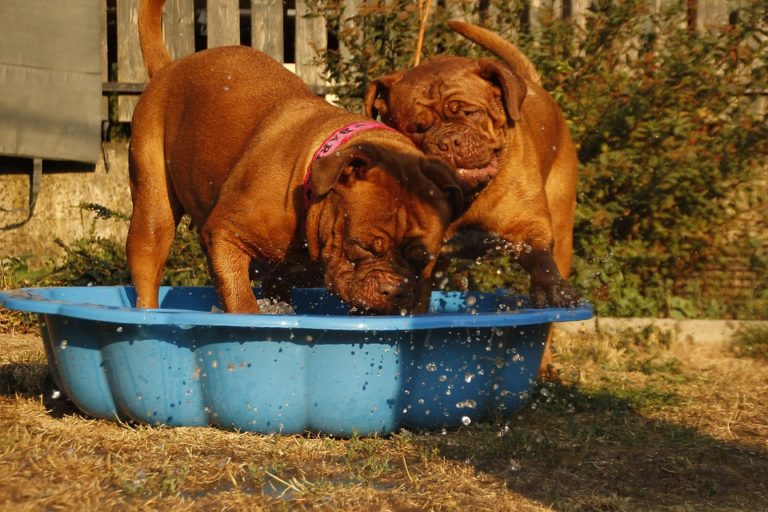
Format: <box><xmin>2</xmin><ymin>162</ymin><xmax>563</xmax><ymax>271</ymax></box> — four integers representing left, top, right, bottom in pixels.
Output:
<box><xmin>0</xmin><ymin>361</ymin><xmax>79</xmax><ymax>418</ymax></box>
<box><xmin>424</xmin><ymin>382</ymin><xmax>768</xmax><ymax>511</ymax></box>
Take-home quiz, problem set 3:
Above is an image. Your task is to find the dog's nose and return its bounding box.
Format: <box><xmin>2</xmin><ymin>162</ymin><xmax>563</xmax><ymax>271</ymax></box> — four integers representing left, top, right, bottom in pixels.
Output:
<box><xmin>378</xmin><ymin>279</ymin><xmax>408</xmax><ymax>301</ymax></box>
<box><xmin>437</xmin><ymin>133</ymin><xmax>462</xmax><ymax>153</ymax></box>
<box><xmin>376</xmin><ymin>276</ymin><xmax>414</xmax><ymax>310</ymax></box>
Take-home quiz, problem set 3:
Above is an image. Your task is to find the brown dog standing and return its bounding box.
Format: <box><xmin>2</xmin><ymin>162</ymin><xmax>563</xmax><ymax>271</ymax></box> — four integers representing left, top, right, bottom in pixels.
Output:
<box><xmin>365</xmin><ymin>21</ymin><xmax>580</xmax><ymax>371</ymax></box>
<box><xmin>127</xmin><ymin>0</ymin><xmax>461</xmax><ymax>315</ymax></box>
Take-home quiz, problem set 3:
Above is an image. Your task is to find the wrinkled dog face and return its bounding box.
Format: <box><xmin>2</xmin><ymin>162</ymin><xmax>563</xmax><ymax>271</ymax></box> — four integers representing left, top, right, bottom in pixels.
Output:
<box><xmin>365</xmin><ymin>55</ymin><xmax>527</xmax><ymax>193</ymax></box>
<box><xmin>305</xmin><ymin>144</ymin><xmax>460</xmax><ymax>314</ymax></box>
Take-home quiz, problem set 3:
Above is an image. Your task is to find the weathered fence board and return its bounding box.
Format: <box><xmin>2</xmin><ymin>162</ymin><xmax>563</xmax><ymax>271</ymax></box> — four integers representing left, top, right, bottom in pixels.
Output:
<box><xmin>295</xmin><ymin>0</ymin><xmax>327</xmax><ymax>91</ymax></box>
<box><xmin>117</xmin><ymin>0</ymin><xmax>145</xmax><ymax>122</ymax></box>
<box><xmin>206</xmin><ymin>0</ymin><xmax>240</xmax><ymax>48</ymax></box>
<box><xmin>163</xmin><ymin>0</ymin><xmax>195</xmax><ymax>60</ymax></box>
<box><xmin>251</xmin><ymin>0</ymin><xmax>284</xmax><ymax>62</ymax></box>
<box><xmin>696</xmin><ymin>0</ymin><xmax>730</xmax><ymax>31</ymax></box>
<box><xmin>100</xmin><ymin>0</ymin><xmax>109</xmax><ymax>120</ymax></box>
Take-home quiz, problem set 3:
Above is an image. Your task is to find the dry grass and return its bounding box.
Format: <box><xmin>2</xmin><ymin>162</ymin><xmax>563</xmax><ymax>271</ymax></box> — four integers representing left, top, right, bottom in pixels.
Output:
<box><xmin>0</xmin><ymin>319</ymin><xmax>766</xmax><ymax>511</ymax></box>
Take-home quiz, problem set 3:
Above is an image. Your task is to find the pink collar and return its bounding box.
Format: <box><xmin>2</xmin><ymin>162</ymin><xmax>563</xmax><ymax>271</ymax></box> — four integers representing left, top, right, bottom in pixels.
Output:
<box><xmin>303</xmin><ymin>121</ymin><xmax>399</xmax><ymax>209</ymax></box>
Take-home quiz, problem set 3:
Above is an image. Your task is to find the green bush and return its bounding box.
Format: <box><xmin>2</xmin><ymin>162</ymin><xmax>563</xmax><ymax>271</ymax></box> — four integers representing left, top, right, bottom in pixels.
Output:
<box><xmin>1</xmin><ymin>203</ymin><xmax>209</xmax><ymax>290</ymax></box>
<box><xmin>309</xmin><ymin>0</ymin><xmax>768</xmax><ymax>319</ymax></box>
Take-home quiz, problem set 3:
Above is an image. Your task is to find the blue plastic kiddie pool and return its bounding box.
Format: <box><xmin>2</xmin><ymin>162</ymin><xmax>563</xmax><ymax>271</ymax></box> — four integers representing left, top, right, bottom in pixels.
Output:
<box><xmin>0</xmin><ymin>286</ymin><xmax>592</xmax><ymax>435</ymax></box>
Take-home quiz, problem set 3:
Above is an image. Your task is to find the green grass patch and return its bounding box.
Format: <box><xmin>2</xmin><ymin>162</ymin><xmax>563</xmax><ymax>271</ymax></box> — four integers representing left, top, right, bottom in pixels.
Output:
<box><xmin>731</xmin><ymin>324</ymin><xmax>768</xmax><ymax>362</ymax></box>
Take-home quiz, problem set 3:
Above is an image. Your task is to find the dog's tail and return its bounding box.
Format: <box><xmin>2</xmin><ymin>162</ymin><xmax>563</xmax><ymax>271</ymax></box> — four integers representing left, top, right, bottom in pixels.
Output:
<box><xmin>138</xmin><ymin>0</ymin><xmax>173</xmax><ymax>78</ymax></box>
<box><xmin>448</xmin><ymin>20</ymin><xmax>542</xmax><ymax>85</ymax></box>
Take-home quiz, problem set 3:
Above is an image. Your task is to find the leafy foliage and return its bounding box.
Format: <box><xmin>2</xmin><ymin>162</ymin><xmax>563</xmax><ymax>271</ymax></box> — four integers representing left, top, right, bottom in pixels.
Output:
<box><xmin>309</xmin><ymin>0</ymin><xmax>768</xmax><ymax>318</ymax></box>
<box><xmin>1</xmin><ymin>204</ymin><xmax>209</xmax><ymax>290</ymax></box>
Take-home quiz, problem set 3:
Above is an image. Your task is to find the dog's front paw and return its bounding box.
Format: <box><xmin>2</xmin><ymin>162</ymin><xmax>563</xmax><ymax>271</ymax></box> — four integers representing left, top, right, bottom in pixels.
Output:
<box><xmin>530</xmin><ymin>276</ymin><xmax>580</xmax><ymax>308</ymax></box>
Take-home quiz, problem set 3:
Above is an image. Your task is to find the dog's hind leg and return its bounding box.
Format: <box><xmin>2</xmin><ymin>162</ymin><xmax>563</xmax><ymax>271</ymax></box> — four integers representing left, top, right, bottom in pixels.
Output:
<box><xmin>126</xmin><ymin>131</ymin><xmax>182</xmax><ymax>309</ymax></box>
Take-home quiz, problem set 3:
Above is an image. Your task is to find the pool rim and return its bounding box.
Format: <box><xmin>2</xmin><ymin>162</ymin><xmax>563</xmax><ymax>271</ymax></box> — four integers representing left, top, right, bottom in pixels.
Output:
<box><xmin>0</xmin><ymin>286</ymin><xmax>594</xmax><ymax>331</ymax></box>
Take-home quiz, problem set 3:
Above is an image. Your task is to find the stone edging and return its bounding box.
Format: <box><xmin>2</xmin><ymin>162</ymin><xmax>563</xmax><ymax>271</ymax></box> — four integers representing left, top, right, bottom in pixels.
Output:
<box><xmin>553</xmin><ymin>317</ymin><xmax>768</xmax><ymax>344</ymax></box>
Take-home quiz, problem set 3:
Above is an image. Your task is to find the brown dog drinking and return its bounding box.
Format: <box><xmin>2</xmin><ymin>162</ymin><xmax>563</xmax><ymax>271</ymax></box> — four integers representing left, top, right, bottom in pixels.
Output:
<box><xmin>365</xmin><ymin>20</ymin><xmax>580</xmax><ymax>310</ymax></box>
<box><xmin>127</xmin><ymin>0</ymin><xmax>461</xmax><ymax>315</ymax></box>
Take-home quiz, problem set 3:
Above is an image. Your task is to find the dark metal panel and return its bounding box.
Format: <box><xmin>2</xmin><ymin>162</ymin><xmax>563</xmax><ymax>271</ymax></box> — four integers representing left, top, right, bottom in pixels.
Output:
<box><xmin>0</xmin><ymin>0</ymin><xmax>101</xmax><ymax>163</ymax></box>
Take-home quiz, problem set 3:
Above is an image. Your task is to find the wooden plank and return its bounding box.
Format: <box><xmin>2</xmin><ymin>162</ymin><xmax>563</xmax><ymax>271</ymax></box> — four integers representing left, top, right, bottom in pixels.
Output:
<box><xmin>529</xmin><ymin>0</ymin><xmax>564</xmax><ymax>38</ymax></box>
<box><xmin>696</xmin><ymin>0</ymin><xmax>729</xmax><ymax>32</ymax></box>
<box><xmin>338</xmin><ymin>0</ymin><xmax>358</xmax><ymax>62</ymax></box>
<box><xmin>103</xmin><ymin>82</ymin><xmax>146</xmax><ymax>94</ymax></box>
<box><xmin>251</xmin><ymin>0</ymin><xmax>283</xmax><ymax>62</ymax></box>
<box><xmin>117</xmin><ymin>0</ymin><xmax>145</xmax><ymax>122</ymax></box>
<box><xmin>100</xmin><ymin>0</ymin><xmax>108</xmax><ymax>120</ymax></box>
<box><xmin>163</xmin><ymin>0</ymin><xmax>195</xmax><ymax>59</ymax></box>
<box><xmin>570</xmin><ymin>0</ymin><xmax>592</xmax><ymax>29</ymax></box>
<box><xmin>295</xmin><ymin>0</ymin><xmax>327</xmax><ymax>91</ymax></box>
<box><xmin>207</xmin><ymin>0</ymin><xmax>240</xmax><ymax>48</ymax></box>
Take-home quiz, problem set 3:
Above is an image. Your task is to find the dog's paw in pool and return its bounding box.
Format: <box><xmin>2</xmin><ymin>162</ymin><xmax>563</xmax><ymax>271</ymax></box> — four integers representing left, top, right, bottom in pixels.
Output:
<box><xmin>257</xmin><ymin>298</ymin><xmax>296</xmax><ymax>315</ymax></box>
<box><xmin>210</xmin><ymin>300</ymin><xmax>295</xmax><ymax>315</ymax></box>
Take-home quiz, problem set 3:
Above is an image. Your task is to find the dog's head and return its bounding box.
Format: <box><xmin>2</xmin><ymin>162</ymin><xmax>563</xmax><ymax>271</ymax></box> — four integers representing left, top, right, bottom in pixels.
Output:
<box><xmin>364</xmin><ymin>55</ymin><xmax>527</xmax><ymax>194</ymax></box>
<box><xmin>304</xmin><ymin>142</ymin><xmax>462</xmax><ymax>314</ymax></box>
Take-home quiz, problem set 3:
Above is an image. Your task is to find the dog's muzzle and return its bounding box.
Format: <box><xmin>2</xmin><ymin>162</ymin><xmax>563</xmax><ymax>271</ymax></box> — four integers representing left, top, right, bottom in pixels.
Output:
<box><xmin>351</xmin><ymin>269</ymin><xmax>416</xmax><ymax>315</ymax></box>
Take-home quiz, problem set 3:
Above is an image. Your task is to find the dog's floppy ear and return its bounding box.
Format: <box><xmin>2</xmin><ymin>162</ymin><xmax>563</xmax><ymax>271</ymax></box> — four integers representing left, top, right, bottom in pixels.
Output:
<box><xmin>478</xmin><ymin>57</ymin><xmax>527</xmax><ymax>124</ymax></box>
<box><xmin>420</xmin><ymin>157</ymin><xmax>465</xmax><ymax>220</ymax></box>
<box><xmin>364</xmin><ymin>72</ymin><xmax>404</xmax><ymax>121</ymax></box>
<box><xmin>308</xmin><ymin>144</ymin><xmax>376</xmax><ymax>200</ymax></box>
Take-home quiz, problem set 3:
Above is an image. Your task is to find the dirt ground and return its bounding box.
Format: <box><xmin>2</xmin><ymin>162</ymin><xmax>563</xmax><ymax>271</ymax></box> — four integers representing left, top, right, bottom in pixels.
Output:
<box><xmin>0</xmin><ymin>324</ymin><xmax>766</xmax><ymax>511</ymax></box>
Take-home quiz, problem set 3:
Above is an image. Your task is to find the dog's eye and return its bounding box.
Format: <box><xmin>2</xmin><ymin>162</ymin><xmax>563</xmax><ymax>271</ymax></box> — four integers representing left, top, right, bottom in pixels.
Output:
<box><xmin>407</xmin><ymin>112</ymin><xmax>432</xmax><ymax>134</ymax></box>
<box><xmin>347</xmin><ymin>242</ymin><xmax>372</xmax><ymax>263</ymax></box>
<box><xmin>404</xmin><ymin>243</ymin><xmax>431</xmax><ymax>269</ymax></box>
<box><xmin>447</xmin><ymin>101</ymin><xmax>479</xmax><ymax>118</ymax></box>
<box><xmin>347</xmin><ymin>238</ymin><xmax>386</xmax><ymax>262</ymax></box>
<box><xmin>408</xmin><ymin>120</ymin><xmax>429</xmax><ymax>134</ymax></box>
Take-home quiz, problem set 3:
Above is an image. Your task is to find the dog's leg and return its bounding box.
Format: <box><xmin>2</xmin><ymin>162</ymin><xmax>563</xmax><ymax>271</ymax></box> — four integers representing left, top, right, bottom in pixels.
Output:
<box><xmin>200</xmin><ymin>216</ymin><xmax>260</xmax><ymax>313</ymax></box>
<box><xmin>126</xmin><ymin>137</ymin><xmax>181</xmax><ymax>309</ymax></box>
<box><xmin>539</xmin><ymin>131</ymin><xmax>579</xmax><ymax>380</ymax></box>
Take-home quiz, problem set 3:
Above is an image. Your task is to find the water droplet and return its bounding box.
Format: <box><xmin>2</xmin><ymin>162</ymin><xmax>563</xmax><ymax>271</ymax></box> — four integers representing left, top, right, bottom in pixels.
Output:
<box><xmin>464</xmin><ymin>372</ymin><xmax>474</xmax><ymax>383</ymax></box>
<box><xmin>461</xmin><ymin>416</ymin><xmax>471</xmax><ymax>426</ymax></box>
<box><xmin>51</xmin><ymin>389</ymin><xmax>61</xmax><ymax>399</ymax></box>
<box><xmin>540</xmin><ymin>387</ymin><xmax>551</xmax><ymax>397</ymax></box>
<box><xmin>116</xmin><ymin>326</ymin><xmax>123</xmax><ymax>333</ymax></box>
<box><xmin>425</xmin><ymin>362</ymin><xmax>437</xmax><ymax>372</ymax></box>
<box><xmin>456</xmin><ymin>399</ymin><xmax>477</xmax><ymax>409</ymax></box>
<box><xmin>438</xmin><ymin>374</ymin><xmax>447</xmax><ymax>382</ymax></box>
<box><xmin>211</xmin><ymin>360</ymin><xmax>218</xmax><ymax>369</ymax></box>
<box><xmin>59</xmin><ymin>340</ymin><xmax>68</xmax><ymax>349</ymax></box>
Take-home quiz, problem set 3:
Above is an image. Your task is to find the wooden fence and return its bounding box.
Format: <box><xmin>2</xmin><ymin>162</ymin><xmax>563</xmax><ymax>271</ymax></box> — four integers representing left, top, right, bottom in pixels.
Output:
<box><xmin>105</xmin><ymin>0</ymin><xmax>331</xmax><ymax>121</ymax></box>
<box><xmin>102</xmin><ymin>0</ymin><xmax>739</xmax><ymax>122</ymax></box>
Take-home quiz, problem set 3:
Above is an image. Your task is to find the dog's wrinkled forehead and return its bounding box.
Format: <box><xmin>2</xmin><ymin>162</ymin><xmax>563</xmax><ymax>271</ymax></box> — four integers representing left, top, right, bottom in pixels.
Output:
<box><xmin>390</xmin><ymin>58</ymin><xmax>496</xmax><ymax>116</ymax></box>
